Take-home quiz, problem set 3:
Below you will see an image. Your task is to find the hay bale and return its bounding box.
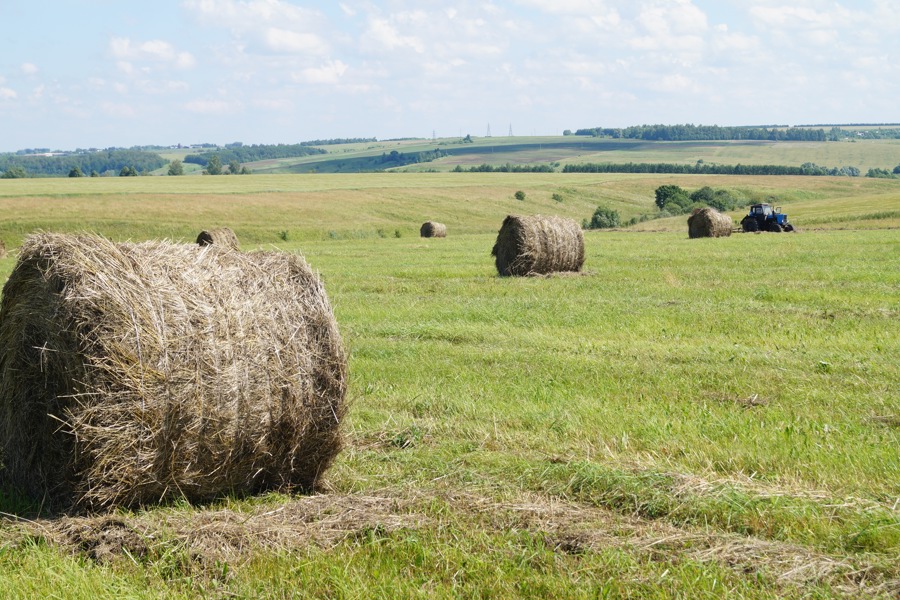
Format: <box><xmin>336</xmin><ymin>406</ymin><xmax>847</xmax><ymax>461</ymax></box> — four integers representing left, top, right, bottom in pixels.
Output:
<box><xmin>491</xmin><ymin>214</ymin><xmax>585</xmax><ymax>276</ymax></box>
<box><xmin>0</xmin><ymin>233</ymin><xmax>347</xmax><ymax>511</ymax></box>
<box><xmin>687</xmin><ymin>207</ymin><xmax>733</xmax><ymax>239</ymax></box>
<box><xmin>419</xmin><ymin>221</ymin><xmax>447</xmax><ymax>238</ymax></box>
<box><xmin>196</xmin><ymin>227</ymin><xmax>240</xmax><ymax>250</ymax></box>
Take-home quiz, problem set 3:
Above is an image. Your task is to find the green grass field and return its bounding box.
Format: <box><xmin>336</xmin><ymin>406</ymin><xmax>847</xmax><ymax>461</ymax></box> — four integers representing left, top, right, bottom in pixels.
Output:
<box><xmin>0</xmin><ymin>173</ymin><xmax>897</xmax><ymax>598</ymax></box>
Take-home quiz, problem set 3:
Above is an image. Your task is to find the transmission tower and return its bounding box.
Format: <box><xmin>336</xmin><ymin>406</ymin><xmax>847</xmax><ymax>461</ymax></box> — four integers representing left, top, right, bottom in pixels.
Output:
<box><xmin>508</xmin><ymin>123</ymin><xmax>513</xmax><ymax>137</ymax></box>
<box><xmin>486</xmin><ymin>123</ymin><xmax>492</xmax><ymax>137</ymax></box>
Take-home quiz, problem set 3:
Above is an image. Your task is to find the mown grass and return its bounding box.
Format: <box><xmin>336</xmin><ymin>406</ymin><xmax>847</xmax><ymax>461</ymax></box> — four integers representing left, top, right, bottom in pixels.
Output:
<box><xmin>0</xmin><ymin>175</ymin><xmax>897</xmax><ymax>598</ymax></box>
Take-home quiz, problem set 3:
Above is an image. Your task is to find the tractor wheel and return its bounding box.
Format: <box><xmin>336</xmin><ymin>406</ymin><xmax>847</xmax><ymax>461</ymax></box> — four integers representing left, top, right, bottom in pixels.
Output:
<box><xmin>741</xmin><ymin>217</ymin><xmax>759</xmax><ymax>233</ymax></box>
<box><xmin>783</xmin><ymin>223</ymin><xmax>795</xmax><ymax>232</ymax></box>
<box><xmin>767</xmin><ymin>220</ymin><xmax>782</xmax><ymax>233</ymax></box>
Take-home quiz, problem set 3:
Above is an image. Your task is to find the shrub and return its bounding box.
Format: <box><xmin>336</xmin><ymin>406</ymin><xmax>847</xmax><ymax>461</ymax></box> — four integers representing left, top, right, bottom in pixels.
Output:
<box><xmin>514</xmin><ymin>190</ymin><xmax>526</xmax><ymax>201</ymax></box>
<box><xmin>587</xmin><ymin>206</ymin><xmax>621</xmax><ymax>229</ymax></box>
<box><xmin>552</xmin><ymin>193</ymin><xmax>564</xmax><ymax>203</ymax></box>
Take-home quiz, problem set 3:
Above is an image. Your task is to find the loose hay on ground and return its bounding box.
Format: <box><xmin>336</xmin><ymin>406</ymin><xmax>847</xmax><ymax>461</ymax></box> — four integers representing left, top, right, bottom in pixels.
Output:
<box><xmin>0</xmin><ymin>233</ymin><xmax>347</xmax><ymax>511</ymax></box>
<box><xmin>491</xmin><ymin>214</ymin><xmax>585</xmax><ymax>276</ymax></box>
<box><xmin>687</xmin><ymin>207</ymin><xmax>733</xmax><ymax>239</ymax></box>
<box><xmin>196</xmin><ymin>227</ymin><xmax>240</xmax><ymax>250</ymax></box>
<box><xmin>420</xmin><ymin>221</ymin><xmax>447</xmax><ymax>238</ymax></box>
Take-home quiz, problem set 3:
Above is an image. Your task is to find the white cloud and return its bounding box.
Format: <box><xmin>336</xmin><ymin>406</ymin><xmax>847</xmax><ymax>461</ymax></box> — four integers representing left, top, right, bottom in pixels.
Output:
<box><xmin>264</xmin><ymin>28</ymin><xmax>323</xmax><ymax>54</ymax></box>
<box><xmin>292</xmin><ymin>60</ymin><xmax>348</xmax><ymax>84</ymax></box>
<box><xmin>20</xmin><ymin>63</ymin><xmax>39</xmax><ymax>75</ymax></box>
<box><xmin>361</xmin><ymin>18</ymin><xmax>425</xmax><ymax>54</ymax></box>
<box><xmin>182</xmin><ymin>0</ymin><xmax>330</xmax><ymax>55</ymax></box>
<box><xmin>0</xmin><ymin>87</ymin><xmax>17</xmax><ymax>100</ymax></box>
<box><xmin>110</xmin><ymin>38</ymin><xmax>196</xmax><ymax>69</ymax></box>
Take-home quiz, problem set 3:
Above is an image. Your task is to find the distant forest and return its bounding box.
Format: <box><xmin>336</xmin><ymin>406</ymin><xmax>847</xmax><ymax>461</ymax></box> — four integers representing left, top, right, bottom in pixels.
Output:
<box><xmin>563</xmin><ymin>162</ymin><xmax>861</xmax><ymax>176</ymax></box>
<box><xmin>184</xmin><ymin>143</ymin><xmax>326</xmax><ymax>167</ymax></box>
<box><xmin>571</xmin><ymin>123</ymin><xmax>900</xmax><ymax>141</ymax></box>
<box><xmin>0</xmin><ymin>149</ymin><xmax>167</xmax><ymax>177</ymax></box>
<box><xmin>572</xmin><ymin>124</ymin><xmax>827</xmax><ymax>141</ymax></box>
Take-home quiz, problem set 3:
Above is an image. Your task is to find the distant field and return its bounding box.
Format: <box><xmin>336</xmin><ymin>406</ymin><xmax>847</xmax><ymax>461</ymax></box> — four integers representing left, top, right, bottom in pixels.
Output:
<box><xmin>1</xmin><ymin>173</ymin><xmax>897</xmax><ymax>248</ymax></box>
<box><xmin>227</xmin><ymin>136</ymin><xmax>900</xmax><ymax>174</ymax></box>
<box><xmin>0</xmin><ymin>174</ymin><xmax>897</xmax><ymax>598</ymax></box>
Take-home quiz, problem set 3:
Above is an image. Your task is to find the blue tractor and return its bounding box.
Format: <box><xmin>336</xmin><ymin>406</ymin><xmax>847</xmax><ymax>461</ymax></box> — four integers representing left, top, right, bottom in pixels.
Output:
<box><xmin>740</xmin><ymin>203</ymin><xmax>794</xmax><ymax>233</ymax></box>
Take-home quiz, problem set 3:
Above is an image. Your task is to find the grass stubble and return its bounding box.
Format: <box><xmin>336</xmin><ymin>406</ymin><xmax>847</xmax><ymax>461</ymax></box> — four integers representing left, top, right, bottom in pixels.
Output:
<box><xmin>0</xmin><ymin>174</ymin><xmax>897</xmax><ymax>598</ymax></box>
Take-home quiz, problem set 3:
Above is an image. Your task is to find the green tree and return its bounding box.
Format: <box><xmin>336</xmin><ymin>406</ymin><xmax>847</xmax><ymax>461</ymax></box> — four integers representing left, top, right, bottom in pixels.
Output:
<box><xmin>689</xmin><ymin>186</ymin><xmax>715</xmax><ymax>205</ymax></box>
<box><xmin>587</xmin><ymin>206</ymin><xmax>620</xmax><ymax>229</ymax></box>
<box><xmin>68</xmin><ymin>166</ymin><xmax>84</xmax><ymax>177</ymax></box>
<box><xmin>90</xmin><ymin>170</ymin><xmax>99</xmax><ymax>177</ymax></box>
<box><xmin>120</xmin><ymin>166</ymin><xmax>138</xmax><ymax>177</ymax></box>
<box><xmin>654</xmin><ymin>184</ymin><xmax>692</xmax><ymax>213</ymax></box>
<box><xmin>206</xmin><ymin>154</ymin><xmax>223</xmax><ymax>175</ymax></box>
<box><xmin>2</xmin><ymin>166</ymin><xmax>28</xmax><ymax>179</ymax></box>
<box><xmin>167</xmin><ymin>159</ymin><xmax>184</xmax><ymax>176</ymax></box>
<box><xmin>654</xmin><ymin>184</ymin><xmax>687</xmax><ymax>210</ymax></box>
<box><xmin>228</xmin><ymin>159</ymin><xmax>241</xmax><ymax>175</ymax></box>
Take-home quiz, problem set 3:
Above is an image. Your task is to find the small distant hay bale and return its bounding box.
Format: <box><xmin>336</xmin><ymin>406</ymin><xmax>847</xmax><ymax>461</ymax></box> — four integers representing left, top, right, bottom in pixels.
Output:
<box><xmin>196</xmin><ymin>227</ymin><xmax>240</xmax><ymax>250</ymax></box>
<box><xmin>687</xmin><ymin>207</ymin><xmax>733</xmax><ymax>239</ymax></box>
<box><xmin>0</xmin><ymin>233</ymin><xmax>347</xmax><ymax>511</ymax></box>
<box><xmin>420</xmin><ymin>221</ymin><xmax>447</xmax><ymax>238</ymax></box>
<box><xmin>491</xmin><ymin>214</ymin><xmax>585</xmax><ymax>276</ymax></box>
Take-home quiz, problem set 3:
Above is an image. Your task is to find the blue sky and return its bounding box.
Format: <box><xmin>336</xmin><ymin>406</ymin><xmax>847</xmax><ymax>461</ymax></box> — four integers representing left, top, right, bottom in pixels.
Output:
<box><xmin>1</xmin><ymin>0</ymin><xmax>897</xmax><ymax>151</ymax></box>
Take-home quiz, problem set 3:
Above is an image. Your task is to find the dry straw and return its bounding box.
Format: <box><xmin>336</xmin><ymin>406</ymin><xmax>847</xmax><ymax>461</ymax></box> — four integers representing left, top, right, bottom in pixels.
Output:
<box><xmin>196</xmin><ymin>227</ymin><xmax>240</xmax><ymax>250</ymax></box>
<box><xmin>419</xmin><ymin>221</ymin><xmax>447</xmax><ymax>238</ymax></box>
<box><xmin>491</xmin><ymin>214</ymin><xmax>585</xmax><ymax>276</ymax></box>
<box><xmin>687</xmin><ymin>207</ymin><xmax>733</xmax><ymax>239</ymax></box>
<box><xmin>0</xmin><ymin>233</ymin><xmax>347</xmax><ymax>511</ymax></box>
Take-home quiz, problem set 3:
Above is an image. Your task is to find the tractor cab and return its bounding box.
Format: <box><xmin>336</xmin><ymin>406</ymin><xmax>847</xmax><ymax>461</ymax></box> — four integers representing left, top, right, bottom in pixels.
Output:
<box><xmin>741</xmin><ymin>203</ymin><xmax>794</xmax><ymax>233</ymax></box>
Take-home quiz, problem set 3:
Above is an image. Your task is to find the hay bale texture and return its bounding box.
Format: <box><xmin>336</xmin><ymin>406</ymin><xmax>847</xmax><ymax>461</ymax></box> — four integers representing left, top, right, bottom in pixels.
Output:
<box><xmin>491</xmin><ymin>215</ymin><xmax>585</xmax><ymax>276</ymax></box>
<box><xmin>196</xmin><ymin>227</ymin><xmax>240</xmax><ymax>250</ymax></box>
<box><xmin>419</xmin><ymin>221</ymin><xmax>447</xmax><ymax>238</ymax></box>
<box><xmin>687</xmin><ymin>207</ymin><xmax>733</xmax><ymax>238</ymax></box>
<box><xmin>0</xmin><ymin>233</ymin><xmax>347</xmax><ymax>511</ymax></box>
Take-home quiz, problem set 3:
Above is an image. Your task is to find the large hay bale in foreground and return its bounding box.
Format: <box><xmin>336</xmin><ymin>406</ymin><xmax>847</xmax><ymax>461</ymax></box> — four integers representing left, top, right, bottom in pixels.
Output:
<box><xmin>196</xmin><ymin>227</ymin><xmax>240</xmax><ymax>250</ymax></box>
<box><xmin>687</xmin><ymin>207</ymin><xmax>733</xmax><ymax>238</ymax></box>
<box><xmin>491</xmin><ymin>215</ymin><xmax>585</xmax><ymax>276</ymax></box>
<box><xmin>0</xmin><ymin>233</ymin><xmax>347</xmax><ymax>511</ymax></box>
<box><xmin>420</xmin><ymin>221</ymin><xmax>447</xmax><ymax>238</ymax></box>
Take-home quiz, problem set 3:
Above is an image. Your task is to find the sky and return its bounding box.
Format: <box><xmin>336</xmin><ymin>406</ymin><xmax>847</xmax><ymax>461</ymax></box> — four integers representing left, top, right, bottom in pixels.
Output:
<box><xmin>1</xmin><ymin>0</ymin><xmax>897</xmax><ymax>151</ymax></box>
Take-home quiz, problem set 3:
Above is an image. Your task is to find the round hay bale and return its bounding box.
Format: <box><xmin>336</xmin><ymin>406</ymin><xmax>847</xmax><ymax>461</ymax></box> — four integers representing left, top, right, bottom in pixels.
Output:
<box><xmin>687</xmin><ymin>207</ymin><xmax>733</xmax><ymax>239</ymax></box>
<box><xmin>196</xmin><ymin>227</ymin><xmax>240</xmax><ymax>250</ymax></box>
<box><xmin>0</xmin><ymin>233</ymin><xmax>347</xmax><ymax>511</ymax></box>
<box><xmin>491</xmin><ymin>214</ymin><xmax>585</xmax><ymax>276</ymax></box>
<box><xmin>419</xmin><ymin>221</ymin><xmax>447</xmax><ymax>238</ymax></box>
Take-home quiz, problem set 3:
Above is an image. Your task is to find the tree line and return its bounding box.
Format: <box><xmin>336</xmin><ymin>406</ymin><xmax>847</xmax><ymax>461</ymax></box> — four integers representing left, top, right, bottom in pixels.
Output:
<box><xmin>571</xmin><ymin>124</ymin><xmax>827</xmax><ymax>142</ymax></box>
<box><xmin>562</xmin><ymin>161</ymin><xmax>861</xmax><ymax>176</ymax></box>
<box><xmin>183</xmin><ymin>143</ymin><xmax>326</xmax><ymax>167</ymax></box>
<box><xmin>452</xmin><ymin>163</ymin><xmax>555</xmax><ymax>173</ymax></box>
<box><xmin>0</xmin><ymin>149</ymin><xmax>166</xmax><ymax>177</ymax></box>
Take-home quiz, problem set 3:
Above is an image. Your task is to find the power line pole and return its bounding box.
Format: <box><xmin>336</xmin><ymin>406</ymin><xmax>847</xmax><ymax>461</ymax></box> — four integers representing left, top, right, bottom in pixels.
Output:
<box><xmin>508</xmin><ymin>123</ymin><xmax>513</xmax><ymax>137</ymax></box>
<box><xmin>486</xmin><ymin>123</ymin><xmax>492</xmax><ymax>137</ymax></box>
